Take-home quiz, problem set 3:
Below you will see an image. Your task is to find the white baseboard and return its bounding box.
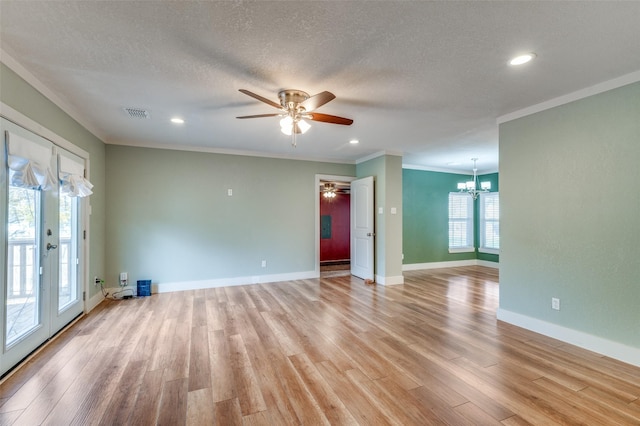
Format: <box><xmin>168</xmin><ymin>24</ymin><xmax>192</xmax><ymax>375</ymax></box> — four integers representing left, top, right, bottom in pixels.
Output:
<box><xmin>155</xmin><ymin>270</ymin><xmax>319</xmax><ymax>293</ymax></box>
<box><xmin>86</xmin><ymin>290</ymin><xmax>104</xmax><ymax>312</ymax></box>
<box><xmin>497</xmin><ymin>308</ymin><xmax>640</xmax><ymax>368</ymax></box>
<box><xmin>477</xmin><ymin>260</ymin><xmax>499</xmax><ymax>269</ymax></box>
<box><xmin>403</xmin><ymin>259</ymin><xmax>499</xmax><ymax>271</ymax></box>
<box><xmin>375</xmin><ymin>274</ymin><xmax>405</xmax><ymax>286</ymax></box>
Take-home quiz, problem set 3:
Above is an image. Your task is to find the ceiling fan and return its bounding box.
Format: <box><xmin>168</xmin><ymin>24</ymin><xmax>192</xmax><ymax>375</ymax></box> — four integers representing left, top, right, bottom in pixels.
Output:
<box><xmin>237</xmin><ymin>89</ymin><xmax>353</xmax><ymax>146</ymax></box>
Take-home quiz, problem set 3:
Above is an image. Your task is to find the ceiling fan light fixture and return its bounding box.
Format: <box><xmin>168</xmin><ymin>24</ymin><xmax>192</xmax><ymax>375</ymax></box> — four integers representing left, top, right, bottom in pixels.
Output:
<box><xmin>238</xmin><ymin>88</ymin><xmax>352</xmax><ymax>145</ymax></box>
<box><xmin>297</xmin><ymin>119</ymin><xmax>311</xmax><ymax>134</ymax></box>
<box><xmin>323</xmin><ymin>183</ymin><xmax>337</xmax><ymax>198</ymax></box>
<box><xmin>280</xmin><ymin>116</ymin><xmax>293</xmax><ymax>128</ymax></box>
<box><xmin>280</xmin><ymin>116</ymin><xmax>311</xmax><ymax>135</ymax></box>
<box><xmin>280</xmin><ymin>126</ymin><xmax>293</xmax><ymax>136</ymax></box>
<box><xmin>280</xmin><ymin>116</ymin><xmax>294</xmax><ymax>135</ymax></box>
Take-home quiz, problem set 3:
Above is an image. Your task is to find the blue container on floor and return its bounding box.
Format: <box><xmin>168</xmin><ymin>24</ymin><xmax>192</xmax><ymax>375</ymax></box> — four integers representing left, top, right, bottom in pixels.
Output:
<box><xmin>137</xmin><ymin>280</ymin><xmax>151</xmax><ymax>297</ymax></box>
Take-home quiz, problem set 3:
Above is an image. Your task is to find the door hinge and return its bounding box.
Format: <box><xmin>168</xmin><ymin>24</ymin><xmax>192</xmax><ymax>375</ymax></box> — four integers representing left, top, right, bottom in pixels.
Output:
<box><xmin>83</xmin><ymin>230</ymin><xmax>86</xmax><ymax>240</ymax></box>
<box><xmin>83</xmin><ymin>291</ymin><xmax>86</xmax><ymax>301</ymax></box>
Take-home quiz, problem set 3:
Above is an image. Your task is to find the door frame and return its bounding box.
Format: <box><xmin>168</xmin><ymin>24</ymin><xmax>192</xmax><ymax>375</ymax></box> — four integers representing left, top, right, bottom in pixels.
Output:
<box><xmin>1</xmin><ymin>104</ymin><xmax>90</xmax><ymax>314</ymax></box>
<box><xmin>314</xmin><ymin>174</ymin><xmax>356</xmax><ymax>277</ymax></box>
<box><xmin>1</xmin><ymin>105</ymin><xmax>91</xmax><ymax>376</ymax></box>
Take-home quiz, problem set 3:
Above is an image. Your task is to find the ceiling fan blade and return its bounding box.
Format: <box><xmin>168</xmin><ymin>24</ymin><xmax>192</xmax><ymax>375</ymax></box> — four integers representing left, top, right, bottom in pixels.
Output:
<box><xmin>238</xmin><ymin>89</ymin><xmax>282</xmax><ymax>109</ymax></box>
<box><xmin>301</xmin><ymin>91</ymin><xmax>336</xmax><ymax>111</ymax></box>
<box><xmin>236</xmin><ymin>113</ymin><xmax>281</xmax><ymax>119</ymax></box>
<box><xmin>308</xmin><ymin>112</ymin><xmax>353</xmax><ymax>126</ymax></box>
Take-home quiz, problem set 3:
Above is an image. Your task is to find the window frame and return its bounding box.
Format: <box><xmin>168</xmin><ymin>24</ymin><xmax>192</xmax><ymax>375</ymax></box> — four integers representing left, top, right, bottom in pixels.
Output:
<box><xmin>479</xmin><ymin>192</ymin><xmax>500</xmax><ymax>255</ymax></box>
<box><xmin>448</xmin><ymin>192</ymin><xmax>475</xmax><ymax>253</ymax></box>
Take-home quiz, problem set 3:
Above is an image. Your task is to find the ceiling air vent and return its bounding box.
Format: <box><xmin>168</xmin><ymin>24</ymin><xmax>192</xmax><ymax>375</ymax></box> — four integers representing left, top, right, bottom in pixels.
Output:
<box><xmin>124</xmin><ymin>107</ymin><xmax>150</xmax><ymax>119</ymax></box>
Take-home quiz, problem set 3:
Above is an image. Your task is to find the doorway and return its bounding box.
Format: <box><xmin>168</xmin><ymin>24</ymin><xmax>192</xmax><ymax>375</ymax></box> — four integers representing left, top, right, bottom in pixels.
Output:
<box><xmin>319</xmin><ymin>179</ymin><xmax>351</xmax><ymax>277</ymax></box>
<box><xmin>315</xmin><ymin>175</ymin><xmax>355</xmax><ymax>278</ymax></box>
<box><xmin>2</xmin><ymin>118</ymin><xmax>88</xmax><ymax>377</ymax></box>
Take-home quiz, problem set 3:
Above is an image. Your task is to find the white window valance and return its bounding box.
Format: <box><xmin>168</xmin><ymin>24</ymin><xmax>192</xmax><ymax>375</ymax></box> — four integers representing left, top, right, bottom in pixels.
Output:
<box><xmin>59</xmin><ymin>152</ymin><xmax>93</xmax><ymax>197</ymax></box>
<box><xmin>6</xmin><ymin>131</ymin><xmax>56</xmax><ymax>190</ymax></box>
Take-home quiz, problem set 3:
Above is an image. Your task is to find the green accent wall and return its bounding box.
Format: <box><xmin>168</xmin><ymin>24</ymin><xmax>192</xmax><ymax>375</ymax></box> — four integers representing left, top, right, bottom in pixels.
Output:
<box><xmin>105</xmin><ymin>145</ymin><xmax>354</xmax><ymax>287</ymax></box>
<box><xmin>500</xmin><ymin>81</ymin><xmax>640</xmax><ymax>348</ymax></box>
<box><xmin>1</xmin><ymin>62</ymin><xmax>107</xmax><ymax>300</ymax></box>
<box><xmin>403</xmin><ymin>168</ymin><xmax>499</xmax><ymax>265</ymax></box>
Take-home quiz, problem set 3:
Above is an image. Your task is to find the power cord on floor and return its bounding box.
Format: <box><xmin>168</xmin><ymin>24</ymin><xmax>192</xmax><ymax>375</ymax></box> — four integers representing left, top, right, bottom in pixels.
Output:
<box><xmin>99</xmin><ymin>279</ymin><xmax>134</xmax><ymax>300</ymax></box>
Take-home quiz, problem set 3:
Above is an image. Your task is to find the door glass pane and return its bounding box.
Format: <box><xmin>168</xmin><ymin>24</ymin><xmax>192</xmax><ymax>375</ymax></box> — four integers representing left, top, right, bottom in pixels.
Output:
<box><xmin>6</xmin><ymin>186</ymin><xmax>41</xmax><ymax>346</ymax></box>
<box><xmin>58</xmin><ymin>191</ymin><xmax>78</xmax><ymax>311</ymax></box>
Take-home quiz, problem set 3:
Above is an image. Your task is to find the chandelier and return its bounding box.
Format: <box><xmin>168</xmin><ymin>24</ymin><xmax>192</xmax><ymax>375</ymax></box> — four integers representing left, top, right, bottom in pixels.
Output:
<box><xmin>322</xmin><ymin>183</ymin><xmax>337</xmax><ymax>198</ymax></box>
<box><xmin>457</xmin><ymin>158</ymin><xmax>491</xmax><ymax>200</ymax></box>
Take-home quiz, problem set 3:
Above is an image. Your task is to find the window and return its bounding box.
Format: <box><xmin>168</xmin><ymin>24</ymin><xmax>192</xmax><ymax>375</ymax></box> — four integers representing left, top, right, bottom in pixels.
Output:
<box><xmin>479</xmin><ymin>192</ymin><xmax>499</xmax><ymax>254</ymax></box>
<box><xmin>448</xmin><ymin>193</ymin><xmax>474</xmax><ymax>253</ymax></box>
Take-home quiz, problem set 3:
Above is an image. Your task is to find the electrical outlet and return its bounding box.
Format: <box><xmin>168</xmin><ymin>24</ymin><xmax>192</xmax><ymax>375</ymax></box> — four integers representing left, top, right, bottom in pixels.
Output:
<box><xmin>261</xmin><ymin>260</ymin><xmax>267</xmax><ymax>268</ymax></box>
<box><xmin>552</xmin><ymin>297</ymin><xmax>560</xmax><ymax>311</ymax></box>
<box><xmin>94</xmin><ymin>276</ymin><xmax>100</xmax><ymax>286</ymax></box>
<box><xmin>120</xmin><ymin>272</ymin><xmax>127</xmax><ymax>281</ymax></box>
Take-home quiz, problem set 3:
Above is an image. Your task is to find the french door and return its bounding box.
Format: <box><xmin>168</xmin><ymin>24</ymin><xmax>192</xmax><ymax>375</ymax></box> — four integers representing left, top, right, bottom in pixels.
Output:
<box><xmin>1</xmin><ymin>118</ymin><xmax>85</xmax><ymax>376</ymax></box>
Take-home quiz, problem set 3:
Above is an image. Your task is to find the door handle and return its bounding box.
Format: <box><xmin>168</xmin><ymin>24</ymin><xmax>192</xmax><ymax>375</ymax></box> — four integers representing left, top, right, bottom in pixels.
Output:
<box><xmin>47</xmin><ymin>243</ymin><xmax>58</xmax><ymax>251</ymax></box>
<box><xmin>367</xmin><ymin>232</ymin><xmax>375</xmax><ymax>237</ymax></box>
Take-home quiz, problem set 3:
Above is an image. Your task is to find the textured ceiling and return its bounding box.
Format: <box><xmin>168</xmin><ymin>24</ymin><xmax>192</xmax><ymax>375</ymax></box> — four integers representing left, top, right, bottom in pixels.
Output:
<box><xmin>2</xmin><ymin>1</ymin><xmax>640</xmax><ymax>173</ymax></box>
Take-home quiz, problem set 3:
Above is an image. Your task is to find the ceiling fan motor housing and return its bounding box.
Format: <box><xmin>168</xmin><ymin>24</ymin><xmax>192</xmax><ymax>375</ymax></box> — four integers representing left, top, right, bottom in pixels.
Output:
<box><xmin>278</xmin><ymin>90</ymin><xmax>310</xmax><ymax>110</ymax></box>
<box><xmin>236</xmin><ymin>88</ymin><xmax>352</xmax><ymax>129</ymax></box>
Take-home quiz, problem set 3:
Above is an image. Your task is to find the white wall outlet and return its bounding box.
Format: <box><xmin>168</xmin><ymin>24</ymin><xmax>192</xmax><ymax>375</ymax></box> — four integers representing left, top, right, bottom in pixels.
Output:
<box><xmin>261</xmin><ymin>260</ymin><xmax>267</xmax><ymax>268</ymax></box>
<box><xmin>227</xmin><ymin>188</ymin><xmax>233</xmax><ymax>196</ymax></box>
<box><xmin>552</xmin><ymin>297</ymin><xmax>560</xmax><ymax>311</ymax></box>
<box><xmin>390</xmin><ymin>207</ymin><xmax>397</xmax><ymax>214</ymax></box>
<box><xmin>378</xmin><ymin>207</ymin><xmax>383</xmax><ymax>214</ymax></box>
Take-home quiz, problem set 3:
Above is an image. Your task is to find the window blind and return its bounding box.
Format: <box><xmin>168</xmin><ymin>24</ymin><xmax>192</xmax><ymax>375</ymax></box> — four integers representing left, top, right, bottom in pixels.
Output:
<box><xmin>58</xmin><ymin>152</ymin><xmax>93</xmax><ymax>197</ymax></box>
<box><xmin>480</xmin><ymin>192</ymin><xmax>500</xmax><ymax>251</ymax></box>
<box><xmin>448</xmin><ymin>192</ymin><xmax>474</xmax><ymax>251</ymax></box>
<box><xmin>6</xmin><ymin>131</ymin><xmax>56</xmax><ymax>190</ymax></box>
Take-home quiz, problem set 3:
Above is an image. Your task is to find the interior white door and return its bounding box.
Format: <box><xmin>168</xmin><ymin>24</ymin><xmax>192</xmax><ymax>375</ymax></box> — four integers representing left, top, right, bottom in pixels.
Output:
<box><xmin>350</xmin><ymin>176</ymin><xmax>374</xmax><ymax>280</ymax></box>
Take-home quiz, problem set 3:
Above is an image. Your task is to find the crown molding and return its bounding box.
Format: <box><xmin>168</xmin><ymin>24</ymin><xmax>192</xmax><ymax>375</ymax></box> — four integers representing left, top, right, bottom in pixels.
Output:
<box><xmin>402</xmin><ymin>163</ymin><xmax>498</xmax><ymax>175</ymax></box>
<box><xmin>107</xmin><ymin>139</ymin><xmax>357</xmax><ymax>165</ymax></box>
<box><xmin>1</xmin><ymin>49</ymin><xmax>108</xmax><ymax>142</ymax></box>
<box><xmin>355</xmin><ymin>150</ymin><xmax>403</xmax><ymax>164</ymax></box>
<box><xmin>403</xmin><ymin>163</ymin><xmax>472</xmax><ymax>175</ymax></box>
<box><xmin>498</xmin><ymin>69</ymin><xmax>640</xmax><ymax>124</ymax></box>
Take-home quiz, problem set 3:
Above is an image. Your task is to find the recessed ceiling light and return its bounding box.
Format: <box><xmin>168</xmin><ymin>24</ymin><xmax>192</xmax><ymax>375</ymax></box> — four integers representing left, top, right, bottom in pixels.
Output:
<box><xmin>509</xmin><ymin>53</ymin><xmax>536</xmax><ymax>66</ymax></box>
<box><xmin>171</xmin><ymin>117</ymin><xmax>185</xmax><ymax>124</ymax></box>
<box><xmin>349</xmin><ymin>139</ymin><xmax>359</xmax><ymax>144</ymax></box>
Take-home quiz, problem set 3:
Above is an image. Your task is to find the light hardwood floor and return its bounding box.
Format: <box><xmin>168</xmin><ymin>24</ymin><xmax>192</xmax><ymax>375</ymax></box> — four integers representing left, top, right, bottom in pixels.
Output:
<box><xmin>1</xmin><ymin>266</ymin><xmax>639</xmax><ymax>425</ymax></box>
